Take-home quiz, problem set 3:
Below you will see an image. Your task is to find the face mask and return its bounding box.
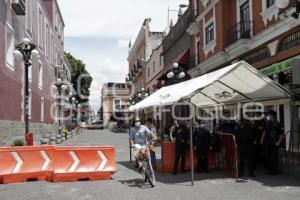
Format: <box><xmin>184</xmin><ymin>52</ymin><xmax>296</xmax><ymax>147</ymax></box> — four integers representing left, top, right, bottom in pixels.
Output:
<box><xmin>266</xmin><ymin>116</ymin><xmax>271</xmax><ymax>121</ymax></box>
<box><xmin>200</xmin><ymin>124</ymin><xmax>205</xmax><ymax>128</ymax></box>
<box><xmin>135</xmin><ymin>122</ymin><xmax>141</xmax><ymax>127</ymax></box>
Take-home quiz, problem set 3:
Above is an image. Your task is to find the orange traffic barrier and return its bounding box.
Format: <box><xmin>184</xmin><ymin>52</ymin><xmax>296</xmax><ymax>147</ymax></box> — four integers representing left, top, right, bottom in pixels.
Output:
<box><xmin>157</xmin><ymin>142</ymin><xmax>216</xmax><ymax>174</ymax></box>
<box><xmin>0</xmin><ymin>146</ymin><xmax>54</xmax><ymax>184</ymax></box>
<box><xmin>51</xmin><ymin>146</ymin><xmax>116</xmax><ymax>182</ymax></box>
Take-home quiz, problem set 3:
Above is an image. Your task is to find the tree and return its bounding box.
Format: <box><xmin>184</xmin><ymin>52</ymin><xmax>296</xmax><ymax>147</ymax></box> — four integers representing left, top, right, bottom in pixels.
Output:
<box><xmin>65</xmin><ymin>52</ymin><xmax>92</xmax><ymax>103</ymax></box>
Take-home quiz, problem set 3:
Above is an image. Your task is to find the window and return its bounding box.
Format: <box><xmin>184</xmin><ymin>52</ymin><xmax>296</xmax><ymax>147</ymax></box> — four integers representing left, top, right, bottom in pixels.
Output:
<box><xmin>38</xmin><ymin>61</ymin><xmax>43</xmax><ymax>89</ymax></box>
<box><xmin>26</xmin><ymin>0</ymin><xmax>33</xmax><ymax>34</ymax></box>
<box><xmin>195</xmin><ymin>0</ymin><xmax>200</xmax><ymax>15</ymax></box>
<box><xmin>153</xmin><ymin>61</ymin><xmax>155</xmax><ymax>73</ymax></box>
<box><xmin>5</xmin><ymin>22</ymin><xmax>14</xmax><ymax>70</ymax></box>
<box><xmin>266</xmin><ymin>0</ymin><xmax>275</xmax><ymax>8</ymax></box>
<box><xmin>38</xmin><ymin>7</ymin><xmax>43</xmax><ymax>49</ymax></box>
<box><xmin>41</xmin><ymin>97</ymin><xmax>45</xmax><ymax>122</ymax></box>
<box><xmin>160</xmin><ymin>56</ymin><xmax>163</xmax><ymax>66</ymax></box>
<box><xmin>197</xmin><ymin>41</ymin><xmax>201</xmax><ymax>64</ymax></box>
<box><xmin>45</xmin><ymin>23</ymin><xmax>50</xmax><ymax>59</ymax></box>
<box><xmin>148</xmin><ymin>67</ymin><xmax>150</xmax><ymax>77</ymax></box>
<box><xmin>205</xmin><ymin>23</ymin><xmax>214</xmax><ymax>44</ymax></box>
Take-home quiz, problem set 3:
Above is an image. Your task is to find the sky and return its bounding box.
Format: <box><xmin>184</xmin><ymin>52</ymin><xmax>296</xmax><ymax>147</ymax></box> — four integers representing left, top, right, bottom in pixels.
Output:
<box><xmin>58</xmin><ymin>0</ymin><xmax>189</xmax><ymax>112</ymax></box>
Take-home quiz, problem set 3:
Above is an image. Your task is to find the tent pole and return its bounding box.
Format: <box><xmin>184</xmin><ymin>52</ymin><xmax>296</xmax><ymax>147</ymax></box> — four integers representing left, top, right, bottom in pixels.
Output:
<box><xmin>189</xmin><ymin>99</ymin><xmax>195</xmax><ymax>186</ymax></box>
<box><xmin>190</xmin><ymin>118</ymin><xmax>194</xmax><ymax>186</ymax></box>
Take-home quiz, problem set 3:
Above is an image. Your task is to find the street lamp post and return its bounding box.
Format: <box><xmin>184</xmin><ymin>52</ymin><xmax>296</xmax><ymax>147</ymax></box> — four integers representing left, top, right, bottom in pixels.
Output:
<box><xmin>276</xmin><ymin>0</ymin><xmax>300</xmax><ymax>18</ymax></box>
<box><xmin>53</xmin><ymin>79</ymin><xmax>67</xmax><ymax>135</ymax></box>
<box><xmin>13</xmin><ymin>38</ymin><xmax>39</xmax><ymax>142</ymax></box>
<box><xmin>166</xmin><ymin>63</ymin><xmax>187</xmax><ymax>85</ymax></box>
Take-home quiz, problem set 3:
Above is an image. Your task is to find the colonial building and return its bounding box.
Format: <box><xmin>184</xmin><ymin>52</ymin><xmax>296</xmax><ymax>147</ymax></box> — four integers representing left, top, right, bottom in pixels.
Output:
<box><xmin>187</xmin><ymin>0</ymin><xmax>300</xmax><ymax>148</ymax></box>
<box><xmin>101</xmin><ymin>83</ymin><xmax>130</xmax><ymax>126</ymax></box>
<box><xmin>127</xmin><ymin>18</ymin><xmax>164</xmax><ymax>97</ymax></box>
<box><xmin>0</xmin><ymin>0</ymin><xmax>66</xmax><ymax>144</ymax></box>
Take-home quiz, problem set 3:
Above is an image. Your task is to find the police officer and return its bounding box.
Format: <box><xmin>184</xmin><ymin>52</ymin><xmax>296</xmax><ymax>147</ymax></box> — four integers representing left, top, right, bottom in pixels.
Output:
<box><xmin>172</xmin><ymin>121</ymin><xmax>189</xmax><ymax>175</ymax></box>
<box><xmin>194</xmin><ymin>120</ymin><xmax>211</xmax><ymax>173</ymax></box>
<box><xmin>218</xmin><ymin>111</ymin><xmax>237</xmax><ymax>135</ymax></box>
<box><xmin>260</xmin><ymin>111</ymin><xmax>284</xmax><ymax>175</ymax></box>
<box><xmin>236</xmin><ymin>118</ymin><xmax>257</xmax><ymax>178</ymax></box>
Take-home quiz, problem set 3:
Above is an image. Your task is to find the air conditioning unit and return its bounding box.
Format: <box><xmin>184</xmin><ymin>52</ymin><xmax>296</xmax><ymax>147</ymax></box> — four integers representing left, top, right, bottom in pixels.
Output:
<box><xmin>292</xmin><ymin>58</ymin><xmax>300</xmax><ymax>85</ymax></box>
<box><xmin>11</xmin><ymin>0</ymin><xmax>26</xmax><ymax>16</ymax></box>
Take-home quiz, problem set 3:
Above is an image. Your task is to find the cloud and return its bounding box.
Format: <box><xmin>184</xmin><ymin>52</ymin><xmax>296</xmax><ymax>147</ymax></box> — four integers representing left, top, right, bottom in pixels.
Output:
<box><xmin>117</xmin><ymin>39</ymin><xmax>130</xmax><ymax>48</ymax></box>
<box><xmin>58</xmin><ymin>0</ymin><xmax>189</xmax><ymax>112</ymax></box>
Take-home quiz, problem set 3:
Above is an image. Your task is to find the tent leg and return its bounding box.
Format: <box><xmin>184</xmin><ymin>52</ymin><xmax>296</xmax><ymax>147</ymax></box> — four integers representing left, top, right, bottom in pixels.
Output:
<box><xmin>190</xmin><ymin>117</ymin><xmax>194</xmax><ymax>186</ymax></box>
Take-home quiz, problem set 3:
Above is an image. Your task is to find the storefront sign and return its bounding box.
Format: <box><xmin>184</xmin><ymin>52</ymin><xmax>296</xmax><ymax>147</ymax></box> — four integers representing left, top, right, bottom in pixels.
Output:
<box><xmin>260</xmin><ymin>55</ymin><xmax>300</xmax><ymax>76</ymax></box>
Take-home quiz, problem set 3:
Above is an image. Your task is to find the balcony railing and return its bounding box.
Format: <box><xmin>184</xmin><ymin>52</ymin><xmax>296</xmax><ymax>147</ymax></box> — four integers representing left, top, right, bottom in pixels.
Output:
<box><xmin>225</xmin><ymin>21</ymin><xmax>254</xmax><ymax>47</ymax></box>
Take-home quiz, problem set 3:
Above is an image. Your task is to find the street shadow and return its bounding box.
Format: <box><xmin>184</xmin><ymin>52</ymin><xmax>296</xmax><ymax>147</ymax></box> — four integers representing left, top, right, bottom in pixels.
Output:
<box><xmin>118</xmin><ymin>161</ymin><xmax>300</xmax><ymax>187</ymax></box>
<box><xmin>118</xmin><ymin>178</ymin><xmax>154</xmax><ymax>189</ymax></box>
<box><xmin>118</xmin><ymin>161</ymin><xmax>231</xmax><ymax>186</ymax></box>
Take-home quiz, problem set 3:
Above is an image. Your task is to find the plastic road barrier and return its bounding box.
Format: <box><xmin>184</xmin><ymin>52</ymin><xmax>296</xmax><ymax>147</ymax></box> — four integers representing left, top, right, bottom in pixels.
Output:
<box><xmin>0</xmin><ymin>146</ymin><xmax>116</xmax><ymax>184</ymax></box>
<box><xmin>0</xmin><ymin>146</ymin><xmax>54</xmax><ymax>184</ymax></box>
<box><xmin>51</xmin><ymin>146</ymin><xmax>116</xmax><ymax>182</ymax></box>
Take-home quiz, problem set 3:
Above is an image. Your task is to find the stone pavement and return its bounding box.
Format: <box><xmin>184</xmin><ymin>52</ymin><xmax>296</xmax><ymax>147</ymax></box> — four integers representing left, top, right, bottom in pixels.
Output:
<box><xmin>0</xmin><ymin>129</ymin><xmax>299</xmax><ymax>200</ymax></box>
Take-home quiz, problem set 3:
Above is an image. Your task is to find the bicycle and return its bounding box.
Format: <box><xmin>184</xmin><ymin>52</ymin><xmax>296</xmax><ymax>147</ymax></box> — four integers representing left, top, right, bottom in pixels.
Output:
<box><xmin>134</xmin><ymin>144</ymin><xmax>156</xmax><ymax>187</ymax></box>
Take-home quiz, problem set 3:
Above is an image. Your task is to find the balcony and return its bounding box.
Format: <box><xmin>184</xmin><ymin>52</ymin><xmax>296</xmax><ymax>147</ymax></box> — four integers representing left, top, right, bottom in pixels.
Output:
<box><xmin>225</xmin><ymin>21</ymin><xmax>254</xmax><ymax>47</ymax></box>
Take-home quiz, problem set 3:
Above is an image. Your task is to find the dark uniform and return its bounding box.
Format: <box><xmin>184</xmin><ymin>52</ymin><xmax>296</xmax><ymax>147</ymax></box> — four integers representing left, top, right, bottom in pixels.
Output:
<box><xmin>254</xmin><ymin>118</ymin><xmax>266</xmax><ymax>168</ymax></box>
<box><xmin>218</xmin><ymin>120</ymin><xmax>236</xmax><ymax>135</ymax></box>
<box><xmin>172</xmin><ymin>124</ymin><xmax>189</xmax><ymax>174</ymax></box>
<box><xmin>264</xmin><ymin>120</ymin><xmax>284</xmax><ymax>174</ymax></box>
<box><xmin>235</xmin><ymin>120</ymin><xmax>257</xmax><ymax>177</ymax></box>
<box><xmin>194</xmin><ymin>126</ymin><xmax>211</xmax><ymax>173</ymax></box>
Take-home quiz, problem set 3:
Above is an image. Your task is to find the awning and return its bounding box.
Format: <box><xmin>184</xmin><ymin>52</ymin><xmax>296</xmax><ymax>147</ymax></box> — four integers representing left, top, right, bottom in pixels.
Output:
<box><xmin>129</xmin><ymin>61</ymin><xmax>292</xmax><ymax>111</ymax></box>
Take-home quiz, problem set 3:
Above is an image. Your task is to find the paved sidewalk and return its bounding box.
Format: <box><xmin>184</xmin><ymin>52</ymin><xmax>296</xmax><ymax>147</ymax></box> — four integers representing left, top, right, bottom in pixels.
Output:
<box><xmin>0</xmin><ymin>129</ymin><xmax>299</xmax><ymax>200</ymax></box>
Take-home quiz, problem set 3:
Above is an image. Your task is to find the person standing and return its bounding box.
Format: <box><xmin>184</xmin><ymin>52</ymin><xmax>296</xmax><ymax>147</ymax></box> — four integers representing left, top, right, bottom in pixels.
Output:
<box><xmin>193</xmin><ymin>120</ymin><xmax>212</xmax><ymax>173</ymax></box>
<box><xmin>236</xmin><ymin>119</ymin><xmax>257</xmax><ymax>178</ymax></box>
<box><xmin>172</xmin><ymin>121</ymin><xmax>189</xmax><ymax>175</ymax></box>
<box><xmin>145</xmin><ymin>118</ymin><xmax>157</xmax><ymax>171</ymax></box>
<box><xmin>261</xmin><ymin>111</ymin><xmax>284</xmax><ymax>175</ymax></box>
<box><xmin>218</xmin><ymin>111</ymin><xmax>237</xmax><ymax>135</ymax></box>
<box><xmin>169</xmin><ymin>120</ymin><xmax>179</xmax><ymax>142</ymax></box>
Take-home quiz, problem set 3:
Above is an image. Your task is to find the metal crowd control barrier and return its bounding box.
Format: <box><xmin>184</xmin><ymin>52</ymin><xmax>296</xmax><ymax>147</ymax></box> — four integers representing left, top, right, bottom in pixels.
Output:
<box><xmin>0</xmin><ymin>146</ymin><xmax>116</xmax><ymax>184</ymax></box>
<box><xmin>218</xmin><ymin>133</ymin><xmax>238</xmax><ymax>178</ymax></box>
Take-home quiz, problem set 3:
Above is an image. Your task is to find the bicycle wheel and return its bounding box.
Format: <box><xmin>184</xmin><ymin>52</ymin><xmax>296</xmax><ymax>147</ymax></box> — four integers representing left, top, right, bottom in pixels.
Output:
<box><xmin>146</xmin><ymin>161</ymin><xmax>156</xmax><ymax>187</ymax></box>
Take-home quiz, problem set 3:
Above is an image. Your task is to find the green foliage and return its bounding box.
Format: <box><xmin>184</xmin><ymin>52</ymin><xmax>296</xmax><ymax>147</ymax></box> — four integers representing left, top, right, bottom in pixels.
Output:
<box><xmin>65</xmin><ymin>52</ymin><xmax>93</xmax><ymax>103</ymax></box>
<box><xmin>12</xmin><ymin>139</ymin><xmax>25</xmax><ymax>146</ymax></box>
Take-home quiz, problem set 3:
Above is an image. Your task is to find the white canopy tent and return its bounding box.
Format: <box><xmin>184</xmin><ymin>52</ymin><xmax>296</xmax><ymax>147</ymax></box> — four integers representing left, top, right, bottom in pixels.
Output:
<box><xmin>129</xmin><ymin>61</ymin><xmax>292</xmax><ymax>185</ymax></box>
<box><xmin>130</xmin><ymin>61</ymin><xmax>291</xmax><ymax>111</ymax></box>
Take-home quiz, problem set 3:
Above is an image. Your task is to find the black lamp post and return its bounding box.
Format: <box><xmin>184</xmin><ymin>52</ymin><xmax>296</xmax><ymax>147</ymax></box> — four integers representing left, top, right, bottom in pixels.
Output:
<box><xmin>53</xmin><ymin>78</ymin><xmax>67</xmax><ymax>134</ymax></box>
<box><xmin>166</xmin><ymin>63</ymin><xmax>187</xmax><ymax>85</ymax></box>
<box><xmin>13</xmin><ymin>38</ymin><xmax>39</xmax><ymax>142</ymax></box>
<box><xmin>277</xmin><ymin>0</ymin><xmax>300</xmax><ymax>18</ymax></box>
